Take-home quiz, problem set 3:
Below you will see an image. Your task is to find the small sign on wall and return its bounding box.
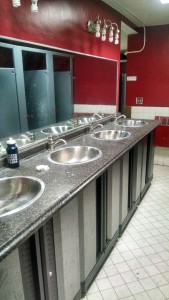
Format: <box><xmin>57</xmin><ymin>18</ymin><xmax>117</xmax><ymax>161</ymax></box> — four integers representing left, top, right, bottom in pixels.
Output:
<box><xmin>127</xmin><ymin>76</ymin><xmax>137</xmax><ymax>81</ymax></box>
<box><xmin>136</xmin><ymin>97</ymin><xmax>143</xmax><ymax>104</ymax></box>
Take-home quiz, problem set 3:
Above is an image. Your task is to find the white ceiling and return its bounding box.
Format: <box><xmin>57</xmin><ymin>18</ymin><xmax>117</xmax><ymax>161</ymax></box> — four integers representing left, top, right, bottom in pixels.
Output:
<box><xmin>102</xmin><ymin>0</ymin><xmax>169</xmax><ymax>52</ymax></box>
<box><xmin>102</xmin><ymin>0</ymin><xmax>169</xmax><ymax>27</ymax></box>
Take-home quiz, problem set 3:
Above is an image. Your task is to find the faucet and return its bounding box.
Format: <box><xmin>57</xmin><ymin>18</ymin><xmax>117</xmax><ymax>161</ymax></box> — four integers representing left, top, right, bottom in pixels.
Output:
<box><xmin>20</xmin><ymin>132</ymin><xmax>35</xmax><ymax>141</ymax></box>
<box><xmin>66</xmin><ymin>120</ymin><xmax>75</xmax><ymax>127</ymax></box>
<box><xmin>20</xmin><ymin>134</ymin><xmax>31</xmax><ymax>141</ymax></box>
<box><xmin>89</xmin><ymin>123</ymin><xmax>103</xmax><ymax>133</ymax></box>
<box><xmin>93</xmin><ymin>113</ymin><xmax>104</xmax><ymax>119</ymax></box>
<box><xmin>114</xmin><ymin>114</ymin><xmax>126</xmax><ymax>123</ymax></box>
<box><xmin>47</xmin><ymin>136</ymin><xmax>67</xmax><ymax>151</ymax></box>
<box><xmin>74</xmin><ymin>118</ymin><xmax>80</xmax><ymax>126</ymax></box>
<box><xmin>26</xmin><ymin>131</ymin><xmax>35</xmax><ymax>141</ymax></box>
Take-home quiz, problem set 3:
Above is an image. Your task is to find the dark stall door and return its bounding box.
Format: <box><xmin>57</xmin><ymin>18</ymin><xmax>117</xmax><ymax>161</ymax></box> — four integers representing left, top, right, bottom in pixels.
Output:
<box><xmin>0</xmin><ymin>69</ymin><xmax>20</xmax><ymax>139</ymax></box>
<box><xmin>54</xmin><ymin>72</ymin><xmax>73</xmax><ymax>122</ymax></box>
<box><xmin>24</xmin><ymin>70</ymin><xmax>50</xmax><ymax>130</ymax></box>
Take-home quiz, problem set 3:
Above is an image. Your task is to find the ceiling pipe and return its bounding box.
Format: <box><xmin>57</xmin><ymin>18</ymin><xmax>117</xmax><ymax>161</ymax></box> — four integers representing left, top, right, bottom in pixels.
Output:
<box><xmin>124</xmin><ymin>25</ymin><xmax>146</xmax><ymax>56</ymax></box>
<box><xmin>108</xmin><ymin>0</ymin><xmax>146</xmax><ymax>55</ymax></box>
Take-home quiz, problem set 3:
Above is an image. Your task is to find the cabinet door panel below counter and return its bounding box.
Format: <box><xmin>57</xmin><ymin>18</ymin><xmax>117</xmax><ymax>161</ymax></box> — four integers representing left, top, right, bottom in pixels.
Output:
<box><xmin>53</xmin><ymin>197</ymin><xmax>81</xmax><ymax>300</ymax></box>
<box><xmin>107</xmin><ymin>160</ymin><xmax>120</xmax><ymax>240</ymax></box>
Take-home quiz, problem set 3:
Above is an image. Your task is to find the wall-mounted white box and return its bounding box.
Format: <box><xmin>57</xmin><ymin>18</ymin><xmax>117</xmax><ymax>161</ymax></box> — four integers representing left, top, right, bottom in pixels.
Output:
<box><xmin>127</xmin><ymin>76</ymin><xmax>137</xmax><ymax>81</ymax></box>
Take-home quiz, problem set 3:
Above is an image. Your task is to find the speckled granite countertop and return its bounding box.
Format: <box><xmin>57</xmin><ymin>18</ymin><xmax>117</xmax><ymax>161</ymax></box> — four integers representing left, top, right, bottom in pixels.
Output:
<box><xmin>0</xmin><ymin>120</ymin><xmax>159</xmax><ymax>261</ymax></box>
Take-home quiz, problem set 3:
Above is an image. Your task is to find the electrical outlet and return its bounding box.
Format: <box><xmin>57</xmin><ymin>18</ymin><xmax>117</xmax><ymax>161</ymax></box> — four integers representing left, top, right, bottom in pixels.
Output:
<box><xmin>136</xmin><ymin>97</ymin><xmax>143</xmax><ymax>104</ymax></box>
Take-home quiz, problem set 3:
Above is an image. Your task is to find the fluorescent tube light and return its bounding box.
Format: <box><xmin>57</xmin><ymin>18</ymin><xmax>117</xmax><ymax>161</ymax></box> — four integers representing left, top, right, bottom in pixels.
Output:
<box><xmin>160</xmin><ymin>0</ymin><xmax>169</xmax><ymax>4</ymax></box>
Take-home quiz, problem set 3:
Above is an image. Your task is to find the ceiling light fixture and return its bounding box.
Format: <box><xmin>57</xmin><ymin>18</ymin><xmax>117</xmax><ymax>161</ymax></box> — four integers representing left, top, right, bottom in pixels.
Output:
<box><xmin>12</xmin><ymin>0</ymin><xmax>21</xmax><ymax>7</ymax></box>
<box><xmin>160</xmin><ymin>0</ymin><xmax>169</xmax><ymax>3</ymax></box>
<box><xmin>87</xmin><ymin>16</ymin><xmax>120</xmax><ymax>45</ymax></box>
<box><xmin>31</xmin><ymin>0</ymin><xmax>38</xmax><ymax>13</ymax></box>
<box><xmin>12</xmin><ymin>0</ymin><xmax>39</xmax><ymax>12</ymax></box>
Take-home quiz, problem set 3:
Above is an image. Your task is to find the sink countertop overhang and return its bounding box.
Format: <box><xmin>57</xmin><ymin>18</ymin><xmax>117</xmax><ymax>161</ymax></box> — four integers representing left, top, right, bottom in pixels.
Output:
<box><xmin>0</xmin><ymin>119</ymin><xmax>160</xmax><ymax>261</ymax></box>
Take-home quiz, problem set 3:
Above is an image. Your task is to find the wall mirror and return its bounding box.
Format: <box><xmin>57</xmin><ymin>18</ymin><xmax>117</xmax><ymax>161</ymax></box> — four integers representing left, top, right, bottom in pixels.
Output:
<box><xmin>0</xmin><ymin>40</ymin><xmax>118</xmax><ymax>156</ymax></box>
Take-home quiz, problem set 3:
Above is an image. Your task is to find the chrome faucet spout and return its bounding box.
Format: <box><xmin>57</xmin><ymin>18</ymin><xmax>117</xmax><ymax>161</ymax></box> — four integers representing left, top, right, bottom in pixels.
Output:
<box><xmin>93</xmin><ymin>113</ymin><xmax>102</xmax><ymax>119</ymax></box>
<box><xmin>26</xmin><ymin>131</ymin><xmax>35</xmax><ymax>140</ymax></box>
<box><xmin>55</xmin><ymin>139</ymin><xmax>67</xmax><ymax>146</ymax></box>
<box><xmin>89</xmin><ymin>123</ymin><xmax>103</xmax><ymax>133</ymax></box>
<box><xmin>47</xmin><ymin>136</ymin><xmax>67</xmax><ymax>151</ymax></box>
<box><xmin>114</xmin><ymin>114</ymin><xmax>126</xmax><ymax>123</ymax></box>
<box><xmin>20</xmin><ymin>134</ymin><xmax>31</xmax><ymax>141</ymax></box>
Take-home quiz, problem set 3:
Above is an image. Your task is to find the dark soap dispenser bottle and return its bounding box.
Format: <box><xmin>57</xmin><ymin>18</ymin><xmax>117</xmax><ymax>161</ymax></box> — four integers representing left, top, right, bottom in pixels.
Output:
<box><xmin>6</xmin><ymin>137</ymin><xmax>19</xmax><ymax>168</ymax></box>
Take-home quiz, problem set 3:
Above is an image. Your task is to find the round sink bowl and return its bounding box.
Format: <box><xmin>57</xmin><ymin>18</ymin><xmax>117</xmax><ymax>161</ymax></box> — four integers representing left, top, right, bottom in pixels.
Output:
<box><xmin>72</xmin><ymin>116</ymin><xmax>97</xmax><ymax>126</ymax></box>
<box><xmin>41</xmin><ymin>125</ymin><xmax>73</xmax><ymax>134</ymax></box>
<box><xmin>117</xmin><ymin>119</ymin><xmax>147</xmax><ymax>127</ymax></box>
<box><xmin>78</xmin><ymin>117</ymin><xmax>96</xmax><ymax>125</ymax></box>
<box><xmin>15</xmin><ymin>138</ymin><xmax>32</xmax><ymax>147</ymax></box>
<box><xmin>92</xmin><ymin>130</ymin><xmax>131</xmax><ymax>140</ymax></box>
<box><xmin>48</xmin><ymin>146</ymin><xmax>102</xmax><ymax>165</ymax></box>
<box><xmin>0</xmin><ymin>176</ymin><xmax>45</xmax><ymax>217</ymax></box>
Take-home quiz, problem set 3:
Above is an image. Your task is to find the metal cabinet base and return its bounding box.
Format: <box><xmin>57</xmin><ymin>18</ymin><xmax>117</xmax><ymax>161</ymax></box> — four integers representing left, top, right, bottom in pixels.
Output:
<box><xmin>0</xmin><ymin>235</ymin><xmax>44</xmax><ymax>300</ymax></box>
<box><xmin>80</xmin><ymin>162</ymin><xmax>120</xmax><ymax>296</ymax></box>
<box><xmin>53</xmin><ymin>197</ymin><xmax>81</xmax><ymax>300</ymax></box>
<box><xmin>119</xmin><ymin>201</ymin><xmax>139</xmax><ymax>235</ymax></box>
<box><xmin>81</xmin><ymin>229</ymin><xmax>119</xmax><ymax>296</ymax></box>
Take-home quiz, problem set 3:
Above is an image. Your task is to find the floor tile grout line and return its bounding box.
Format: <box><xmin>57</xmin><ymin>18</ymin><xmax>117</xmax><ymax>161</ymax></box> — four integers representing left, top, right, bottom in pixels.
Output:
<box><xmin>83</xmin><ymin>165</ymin><xmax>169</xmax><ymax>300</ymax></box>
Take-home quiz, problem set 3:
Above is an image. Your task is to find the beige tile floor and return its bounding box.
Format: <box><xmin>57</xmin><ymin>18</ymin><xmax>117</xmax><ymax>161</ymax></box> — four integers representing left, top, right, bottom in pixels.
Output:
<box><xmin>81</xmin><ymin>165</ymin><xmax>169</xmax><ymax>300</ymax></box>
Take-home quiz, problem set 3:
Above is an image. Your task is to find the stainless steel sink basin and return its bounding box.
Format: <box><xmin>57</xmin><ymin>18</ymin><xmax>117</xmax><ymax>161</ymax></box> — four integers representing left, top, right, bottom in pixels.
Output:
<box><xmin>92</xmin><ymin>130</ymin><xmax>131</xmax><ymax>140</ymax></box>
<box><xmin>41</xmin><ymin>125</ymin><xmax>73</xmax><ymax>134</ymax></box>
<box><xmin>15</xmin><ymin>138</ymin><xmax>32</xmax><ymax>147</ymax></box>
<box><xmin>117</xmin><ymin>119</ymin><xmax>147</xmax><ymax>127</ymax></box>
<box><xmin>72</xmin><ymin>116</ymin><xmax>97</xmax><ymax>126</ymax></box>
<box><xmin>48</xmin><ymin>146</ymin><xmax>102</xmax><ymax>165</ymax></box>
<box><xmin>0</xmin><ymin>176</ymin><xmax>45</xmax><ymax>217</ymax></box>
<box><xmin>78</xmin><ymin>117</ymin><xmax>96</xmax><ymax>125</ymax></box>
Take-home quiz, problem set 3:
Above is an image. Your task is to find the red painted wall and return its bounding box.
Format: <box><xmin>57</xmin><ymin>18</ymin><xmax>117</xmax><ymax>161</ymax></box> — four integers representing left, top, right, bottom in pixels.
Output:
<box><xmin>0</xmin><ymin>0</ymin><xmax>122</xmax><ymax>107</ymax></box>
<box><xmin>74</xmin><ymin>54</ymin><xmax>117</xmax><ymax>105</ymax></box>
<box><xmin>0</xmin><ymin>0</ymin><xmax>120</xmax><ymax>61</ymax></box>
<box><xmin>126</xmin><ymin>25</ymin><xmax>169</xmax><ymax>107</ymax></box>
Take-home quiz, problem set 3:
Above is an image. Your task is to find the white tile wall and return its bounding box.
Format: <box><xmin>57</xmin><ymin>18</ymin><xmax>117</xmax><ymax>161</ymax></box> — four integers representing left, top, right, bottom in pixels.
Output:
<box><xmin>154</xmin><ymin>147</ymin><xmax>169</xmax><ymax>167</ymax></box>
<box><xmin>74</xmin><ymin>104</ymin><xmax>116</xmax><ymax>115</ymax></box>
<box><xmin>131</xmin><ymin>107</ymin><xmax>169</xmax><ymax>120</ymax></box>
